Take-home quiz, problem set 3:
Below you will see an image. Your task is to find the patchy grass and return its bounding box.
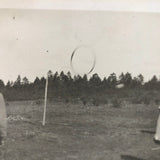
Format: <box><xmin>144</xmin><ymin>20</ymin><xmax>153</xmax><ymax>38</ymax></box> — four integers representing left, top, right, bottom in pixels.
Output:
<box><xmin>1</xmin><ymin>99</ymin><xmax>160</xmax><ymax>160</ymax></box>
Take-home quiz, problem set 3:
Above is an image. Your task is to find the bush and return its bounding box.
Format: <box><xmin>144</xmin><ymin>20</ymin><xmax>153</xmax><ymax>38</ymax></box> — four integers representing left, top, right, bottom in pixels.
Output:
<box><xmin>65</xmin><ymin>98</ymin><xmax>69</xmax><ymax>104</ymax></box>
<box><xmin>131</xmin><ymin>97</ymin><xmax>141</xmax><ymax>104</ymax></box>
<box><xmin>111</xmin><ymin>98</ymin><xmax>121</xmax><ymax>108</ymax></box>
<box><xmin>99</xmin><ymin>98</ymin><xmax>108</xmax><ymax>105</ymax></box>
<box><xmin>92</xmin><ymin>98</ymin><xmax>100</xmax><ymax>106</ymax></box>
<box><xmin>82</xmin><ymin>99</ymin><xmax>87</xmax><ymax>106</ymax></box>
<box><xmin>90</xmin><ymin>96</ymin><xmax>108</xmax><ymax>106</ymax></box>
<box><xmin>155</xmin><ymin>99</ymin><xmax>160</xmax><ymax>105</ymax></box>
<box><xmin>143</xmin><ymin>96</ymin><xmax>150</xmax><ymax>105</ymax></box>
<box><xmin>31</xmin><ymin>99</ymin><xmax>43</xmax><ymax>105</ymax></box>
<box><xmin>80</xmin><ymin>97</ymin><xmax>87</xmax><ymax>106</ymax></box>
<box><xmin>131</xmin><ymin>94</ymin><xmax>151</xmax><ymax>105</ymax></box>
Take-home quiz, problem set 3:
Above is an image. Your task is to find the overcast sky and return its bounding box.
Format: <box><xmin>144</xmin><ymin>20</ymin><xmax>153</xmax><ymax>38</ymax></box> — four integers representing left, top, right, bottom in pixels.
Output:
<box><xmin>0</xmin><ymin>8</ymin><xmax>160</xmax><ymax>82</ymax></box>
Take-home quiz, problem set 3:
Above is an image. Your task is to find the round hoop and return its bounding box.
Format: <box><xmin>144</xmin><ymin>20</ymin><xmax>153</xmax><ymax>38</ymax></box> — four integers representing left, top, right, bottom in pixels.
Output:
<box><xmin>70</xmin><ymin>46</ymin><xmax>96</xmax><ymax>75</ymax></box>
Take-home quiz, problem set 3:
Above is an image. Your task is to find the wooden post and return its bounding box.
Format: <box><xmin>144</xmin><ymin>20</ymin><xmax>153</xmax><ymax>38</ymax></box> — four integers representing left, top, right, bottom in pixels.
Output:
<box><xmin>42</xmin><ymin>74</ymin><xmax>48</xmax><ymax>126</ymax></box>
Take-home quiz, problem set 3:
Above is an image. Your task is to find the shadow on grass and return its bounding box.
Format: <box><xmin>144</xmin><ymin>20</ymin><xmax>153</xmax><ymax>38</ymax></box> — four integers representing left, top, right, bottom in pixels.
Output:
<box><xmin>140</xmin><ymin>130</ymin><xmax>155</xmax><ymax>134</ymax></box>
<box><xmin>121</xmin><ymin>155</ymin><xmax>145</xmax><ymax>160</ymax></box>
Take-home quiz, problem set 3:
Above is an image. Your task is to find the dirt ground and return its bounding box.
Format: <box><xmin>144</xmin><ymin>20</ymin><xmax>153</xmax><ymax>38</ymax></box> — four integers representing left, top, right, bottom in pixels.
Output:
<box><xmin>1</xmin><ymin>100</ymin><xmax>160</xmax><ymax>160</ymax></box>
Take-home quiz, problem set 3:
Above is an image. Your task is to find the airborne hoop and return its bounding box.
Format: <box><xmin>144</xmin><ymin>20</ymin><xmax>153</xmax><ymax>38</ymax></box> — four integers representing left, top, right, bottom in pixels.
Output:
<box><xmin>70</xmin><ymin>45</ymin><xmax>96</xmax><ymax>75</ymax></box>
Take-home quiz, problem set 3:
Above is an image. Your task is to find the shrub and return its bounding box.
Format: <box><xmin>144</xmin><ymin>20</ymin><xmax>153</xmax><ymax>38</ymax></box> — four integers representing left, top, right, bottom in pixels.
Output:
<box><xmin>92</xmin><ymin>98</ymin><xmax>99</xmax><ymax>106</ymax></box>
<box><xmin>35</xmin><ymin>99</ymin><xmax>43</xmax><ymax>105</ymax></box>
<box><xmin>91</xmin><ymin>96</ymin><xmax>108</xmax><ymax>106</ymax></box>
<box><xmin>111</xmin><ymin>98</ymin><xmax>121</xmax><ymax>108</ymax></box>
<box><xmin>80</xmin><ymin>97</ymin><xmax>87</xmax><ymax>106</ymax></box>
<box><xmin>65</xmin><ymin>98</ymin><xmax>69</xmax><ymax>104</ymax></box>
<box><xmin>82</xmin><ymin>99</ymin><xmax>87</xmax><ymax>106</ymax></box>
<box><xmin>31</xmin><ymin>99</ymin><xmax>43</xmax><ymax>106</ymax></box>
<box><xmin>99</xmin><ymin>97</ymin><xmax>108</xmax><ymax>105</ymax></box>
<box><xmin>155</xmin><ymin>99</ymin><xmax>160</xmax><ymax>105</ymax></box>
<box><xmin>131</xmin><ymin>95</ymin><xmax>151</xmax><ymax>105</ymax></box>
<box><xmin>143</xmin><ymin>96</ymin><xmax>150</xmax><ymax>105</ymax></box>
<box><xmin>131</xmin><ymin>97</ymin><xmax>141</xmax><ymax>104</ymax></box>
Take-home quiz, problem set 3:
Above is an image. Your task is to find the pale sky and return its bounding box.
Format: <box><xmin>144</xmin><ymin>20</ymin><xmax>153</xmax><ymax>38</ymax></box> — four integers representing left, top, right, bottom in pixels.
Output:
<box><xmin>0</xmin><ymin>1</ymin><xmax>160</xmax><ymax>82</ymax></box>
<box><xmin>0</xmin><ymin>0</ymin><xmax>160</xmax><ymax>13</ymax></box>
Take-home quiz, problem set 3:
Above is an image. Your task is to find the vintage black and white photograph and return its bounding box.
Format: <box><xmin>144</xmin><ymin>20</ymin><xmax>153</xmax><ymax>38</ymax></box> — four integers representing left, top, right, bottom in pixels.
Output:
<box><xmin>0</xmin><ymin>0</ymin><xmax>160</xmax><ymax>160</ymax></box>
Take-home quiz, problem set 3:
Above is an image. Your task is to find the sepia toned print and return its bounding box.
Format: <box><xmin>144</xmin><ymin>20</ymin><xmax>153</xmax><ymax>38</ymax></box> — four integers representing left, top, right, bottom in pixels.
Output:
<box><xmin>0</xmin><ymin>1</ymin><xmax>160</xmax><ymax>159</ymax></box>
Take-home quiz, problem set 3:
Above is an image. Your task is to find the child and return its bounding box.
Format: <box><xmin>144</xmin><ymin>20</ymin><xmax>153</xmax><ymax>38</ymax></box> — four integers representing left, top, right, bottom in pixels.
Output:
<box><xmin>154</xmin><ymin>106</ymin><xmax>160</xmax><ymax>144</ymax></box>
<box><xmin>0</xmin><ymin>93</ymin><xmax>7</xmax><ymax>145</ymax></box>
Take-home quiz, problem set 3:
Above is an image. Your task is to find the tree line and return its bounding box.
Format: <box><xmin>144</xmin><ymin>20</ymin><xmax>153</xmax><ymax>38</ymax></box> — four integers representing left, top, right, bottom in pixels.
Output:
<box><xmin>0</xmin><ymin>71</ymin><xmax>160</xmax><ymax>101</ymax></box>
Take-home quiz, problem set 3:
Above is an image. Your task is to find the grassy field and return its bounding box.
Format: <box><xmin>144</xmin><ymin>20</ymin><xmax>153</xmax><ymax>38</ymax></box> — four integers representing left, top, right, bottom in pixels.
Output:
<box><xmin>1</xmin><ymin>99</ymin><xmax>160</xmax><ymax>160</ymax></box>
